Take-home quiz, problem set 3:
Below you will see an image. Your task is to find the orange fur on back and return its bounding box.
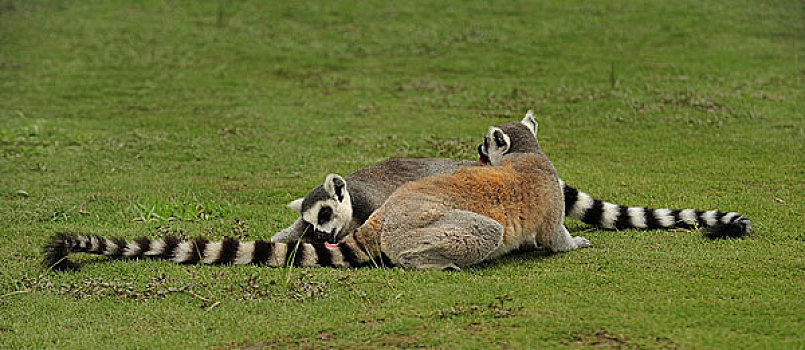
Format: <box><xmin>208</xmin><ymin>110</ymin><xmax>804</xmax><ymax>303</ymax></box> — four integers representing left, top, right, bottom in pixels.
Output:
<box><xmin>357</xmin><ymin>153</ymin><xmax>564</xmax><ymax>260</ymax></box>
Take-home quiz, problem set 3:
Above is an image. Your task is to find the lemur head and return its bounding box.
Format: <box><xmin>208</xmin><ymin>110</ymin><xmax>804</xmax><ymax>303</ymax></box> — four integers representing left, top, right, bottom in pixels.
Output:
<box><xmin>287</xmin><ymin>174</ymin><xmax>353</xmax><ymax>245</ymax></box>
<box><xmin>477</xmin><ymin>110</ymin><xmax>540</xmax><ymax>165</ymax></box>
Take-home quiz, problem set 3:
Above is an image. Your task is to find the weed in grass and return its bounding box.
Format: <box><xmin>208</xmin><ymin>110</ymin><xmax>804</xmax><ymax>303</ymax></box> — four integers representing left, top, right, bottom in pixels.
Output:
<box><xmin>49</xmin><ymin>207</ymin><xmax>71</xmax><ymax>222</ymax></box>
<box><xmin>127</xmin><ymin>197</ymin><xmax>234</xmax><ymax>222</ymax></box>
<box><xmin>152</xmin><ymin>225</ymin><xmax>188</xmax><ymax>240</ymax></box>
<box><xmin>231</xmin><ymin>218</ymin><xmax>250</xmax><ymax>240</ymax></box>
<box><xmin>282</xmin><ymin>229</ymin><xmax>306</xmax><ymax>285</ymax></box>
<box><xmin>215</xmin><ymin>1</ymin><xmax>226</xmax><ymax>28</ymax></box>
<box><xmin>0</xmin><ymin>117</ymin><xmax>87</xmax><ymax>158</ymax></box>
<box><xmin>0</xmin><ymin>120</ymin><xmax>56</xmax><ymax>158</ymax></box>
<box><xmin>610</xmin><ymin>63</ymin><xmax>620</xmax><ymax>89</ymax></box>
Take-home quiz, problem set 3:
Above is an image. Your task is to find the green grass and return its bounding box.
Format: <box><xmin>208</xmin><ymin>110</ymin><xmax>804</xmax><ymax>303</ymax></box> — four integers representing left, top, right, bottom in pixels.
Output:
<box><xmin>1</xmin><ymin>0</ymin><xmax>803</xmax><ymax>348</ymax></box>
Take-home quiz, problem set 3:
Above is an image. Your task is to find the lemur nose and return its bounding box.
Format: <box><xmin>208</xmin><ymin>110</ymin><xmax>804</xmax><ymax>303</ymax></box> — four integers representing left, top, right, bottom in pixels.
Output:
<box><xmin>314</xmin><ymin>230</ymin><xmax>333</xmax><ymax>243</ymax></box>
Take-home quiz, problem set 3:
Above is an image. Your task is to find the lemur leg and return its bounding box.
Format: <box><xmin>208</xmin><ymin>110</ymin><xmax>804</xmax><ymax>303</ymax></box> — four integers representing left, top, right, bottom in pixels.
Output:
<box><xmin>541</xmin><ymin>222</ymin><xmax>590</xmax><ymax>252</ymax></box>
<box><xmin>391</xmin><ymin>210</ymin><xmax>504</xmax><ymax>271</ymax></box>
<box><xmin>270</xmin><ymin>217</ymin><xmax>308</xmax><ymax>243</ymax></box>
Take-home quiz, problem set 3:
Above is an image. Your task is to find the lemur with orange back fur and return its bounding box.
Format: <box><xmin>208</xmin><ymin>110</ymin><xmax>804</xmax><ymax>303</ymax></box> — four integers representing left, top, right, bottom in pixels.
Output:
<box><xmin>354</xmin><ymin>148</ymin><xmax>589</xmax><ymax>270</ymax></box>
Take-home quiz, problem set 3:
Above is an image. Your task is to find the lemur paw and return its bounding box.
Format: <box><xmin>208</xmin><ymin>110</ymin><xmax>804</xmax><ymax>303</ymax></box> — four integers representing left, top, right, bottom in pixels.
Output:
<box><xmin>573</xmin><ymin>236</ymin><xmax>591</xmax><ymax>248</ymax></box>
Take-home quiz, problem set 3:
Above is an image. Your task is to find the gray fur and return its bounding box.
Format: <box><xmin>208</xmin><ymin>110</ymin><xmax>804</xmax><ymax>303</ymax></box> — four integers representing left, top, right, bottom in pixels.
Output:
<box><xmin>385</xmin><ymin>209</ymin><xmax>504</xmax><ymax>271</ymax></box>
<box><xmin>272</xmin><ymin>158</ymin><xmax>479</xmax><ymax>244</ymax></box>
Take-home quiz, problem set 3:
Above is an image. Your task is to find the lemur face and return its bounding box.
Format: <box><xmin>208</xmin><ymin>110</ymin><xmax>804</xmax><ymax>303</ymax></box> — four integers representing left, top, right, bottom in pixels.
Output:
<box><xmin>478</xmin><ymin>110</ymin><xmax>540</xmax><ymax>165</ymax></box>
<box><xmin>290</xmin><ymin>174</ymin><xmax>354</xmax><ymax>245</ymax></box>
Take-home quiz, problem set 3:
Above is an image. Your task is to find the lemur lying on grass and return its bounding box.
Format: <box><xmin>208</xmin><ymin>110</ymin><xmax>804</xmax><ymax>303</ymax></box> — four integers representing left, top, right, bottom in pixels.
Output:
<box><xmin>44</xmin><ymin>112</ymin><xmax>750</xmax><ymax>270</ymax></box>
<box><xmin>478</xmin><ymin>111</ymin><xmax>751</xmax><ymax>239</ymax></box>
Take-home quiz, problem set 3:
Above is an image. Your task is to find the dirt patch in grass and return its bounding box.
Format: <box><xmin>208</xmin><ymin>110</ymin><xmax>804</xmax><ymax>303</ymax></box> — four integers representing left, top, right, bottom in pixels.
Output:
<box><xmin>572</xmin><ymin>330</ymin><xmax>629</xmax><ymax>348</ymax></box>
<box><xmin>568</xmin><ymin>330</ymin><xmax>676</xmax><ymax>348</ymax></box>
<box><xmin>283</xmin><ymin>271</ymin><xmax>330</xmax><ymax>301</ymax></box>
<box><xmin>230</xmin><ymin>330</ymin><xmax>339</xmax><ymax>349</ymax></box>
<box><xmin>4</xmin><ymin>273</ymin><xmax>191</xmax><ymax>301</ymax></box>
<box><xmin>433</xmin><ymin>295</ymin><xmax>521</xmax><ymax>319</ymax></box>
<box><xmin>378</xmin><ymin>333</ymin><xmax>425</xmax><ymax>348</ymax></box>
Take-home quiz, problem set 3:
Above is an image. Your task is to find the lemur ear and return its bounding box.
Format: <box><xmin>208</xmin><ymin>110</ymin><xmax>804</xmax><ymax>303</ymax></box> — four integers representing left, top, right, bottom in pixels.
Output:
<box><xmin>324</xmin><ymin>174</ymin><xmax>347</xmax><ymax>202</ymax></box>
<box><xmin>491</xmin><ymin>127</ymin><xmax>510</xmax><ymax>153</ymax></box>
<box><xmin>520</xmin><ymin>110</ymin><xmax>538</xmax><ymax>138</ymax></box>
<box><xmin>287</xmin><ymin>198</ymin><xmax>304</xmax><ymax>212</ymax></box>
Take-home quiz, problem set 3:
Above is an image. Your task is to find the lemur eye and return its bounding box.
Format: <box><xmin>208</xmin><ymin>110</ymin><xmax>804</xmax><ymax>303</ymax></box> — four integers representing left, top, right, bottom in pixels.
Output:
<box><xmin>493</xmin><ymin>131</ymin><xmax>507</xmax><ymax>147</ymax></box>
<box><xmin>317</xmin><ymin>206</ymin><xmax>333</xmax><ymax>225</ymax></box>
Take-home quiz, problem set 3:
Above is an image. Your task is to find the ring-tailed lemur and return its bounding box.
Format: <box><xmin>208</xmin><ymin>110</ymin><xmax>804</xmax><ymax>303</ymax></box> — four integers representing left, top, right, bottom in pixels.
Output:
<box><xmin>270</xmin><ymin>158</ymin><xmax>478</xmax><ymax>246</ymax></box>
<box><xmin>478</xmin><ymin>111</ymin><xmax>751</xmax><ymax>239</ymax></box>
<box><xmin>44</xmin><ymin>120</ymin><xmax>582</xmax><ymax>271</ymax></box>
<box><xmin>353</xmin><ymin>150</ymin><xmax>589</xmax><ymax>270</ymax></box>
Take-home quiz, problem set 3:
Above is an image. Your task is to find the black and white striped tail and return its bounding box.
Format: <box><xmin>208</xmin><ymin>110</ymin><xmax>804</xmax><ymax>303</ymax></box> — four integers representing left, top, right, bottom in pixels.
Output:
<box><xmin>43</xmin><ymin>233</ymin><xmax>391</xmax><ymax>271</ymax></box>
<box><xmin>560</xmin><ymin>180</ymin><xmax>751</xmax><ymax>239</ymax></box>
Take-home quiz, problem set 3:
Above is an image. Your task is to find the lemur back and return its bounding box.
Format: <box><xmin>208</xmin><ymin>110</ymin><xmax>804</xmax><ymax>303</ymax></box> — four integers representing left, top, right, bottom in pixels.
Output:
<box><xmin>348</xmin><ymin>158</ymin><xmax>475</xmax><ymax>222</ymax></box>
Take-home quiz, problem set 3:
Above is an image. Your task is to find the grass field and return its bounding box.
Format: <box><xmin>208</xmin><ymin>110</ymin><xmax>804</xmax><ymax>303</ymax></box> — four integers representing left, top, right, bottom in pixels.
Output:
<box><xmin>1</xmin><ymin>0</ymin><xmax>803</xmax><ymax>348</ymax></box>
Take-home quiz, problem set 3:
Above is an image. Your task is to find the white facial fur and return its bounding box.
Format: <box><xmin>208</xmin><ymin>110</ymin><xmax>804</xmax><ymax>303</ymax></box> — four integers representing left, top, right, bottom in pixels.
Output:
<box><xmin>484</xmin><ymin>126</ymin><xmax>511</xmax><ymax>166</ymax></box>
<box><xmin>300</xmin><ymin>174</ymin><xmax>353</xmax><ymax>241</ymax></box>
